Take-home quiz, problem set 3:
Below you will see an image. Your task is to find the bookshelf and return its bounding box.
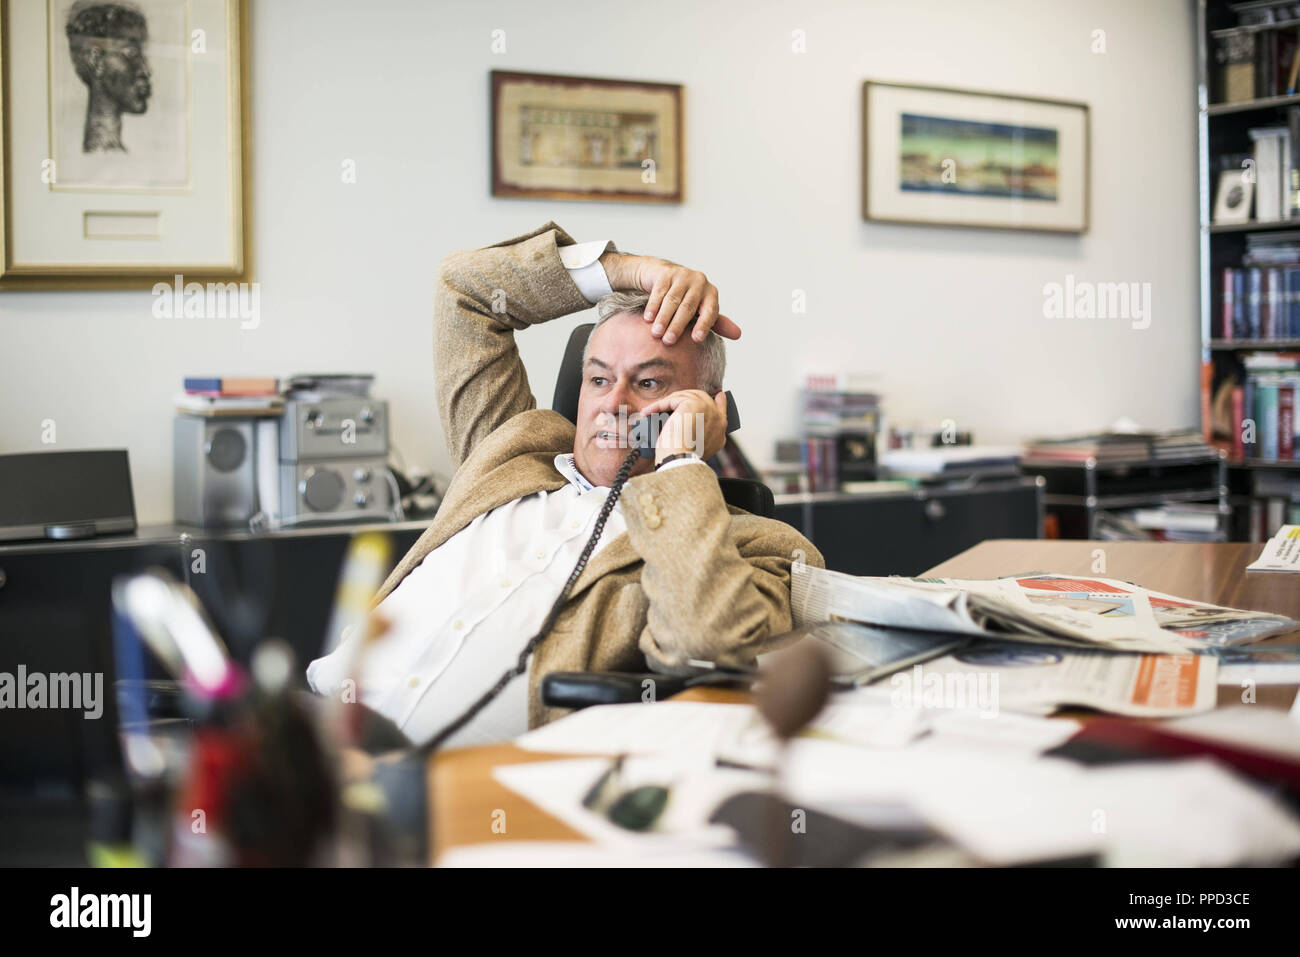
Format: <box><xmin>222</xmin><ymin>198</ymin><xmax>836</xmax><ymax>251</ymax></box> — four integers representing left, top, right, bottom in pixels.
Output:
<box><xmin>1199</xmin><ymin>0</ymin><xmax>1300</xmax><ymax>537</ymax></box>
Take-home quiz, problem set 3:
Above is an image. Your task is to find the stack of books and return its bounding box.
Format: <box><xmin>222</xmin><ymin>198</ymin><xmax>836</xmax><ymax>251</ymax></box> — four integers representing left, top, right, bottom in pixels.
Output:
<box><xmin>1024</xmin><ymin>430</ymin><xmax>1216</xmax><ymax>464</ymax></box>
<box><xmin>879</xmin><ymin>445</ymin><xmax>1021</xmax><ymax>483</ymax></box>
<box><xmin>1236</xmin><ymin>352</ymin><xmax>1300</xmax><ymax>461</ymax></box>
<box><xmin>175</xmin><ymin>376</ymin><xmax>283</xmax><ymax>416</ymax></box>
<box><xmin>791</xmin><ymin>373</ymin><xmax>882</xmax><ymax>492</ymax></box>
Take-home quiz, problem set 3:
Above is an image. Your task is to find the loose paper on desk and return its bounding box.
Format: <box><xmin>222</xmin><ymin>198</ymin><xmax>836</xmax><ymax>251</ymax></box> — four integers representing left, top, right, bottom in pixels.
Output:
<box><xmin>908</xmin><ymin>642</ymin><xmax>1218</xmax><ymax>717</ymax></box>
<box><xmin>1246</xmin><ymin>524</ymin><xmax>1300</xmax><ymax>573</ymax></box>
<box><xmin>779</xmin><ymin>739</ymin><xmax>1300</xmax><ymax>866</ymax></box>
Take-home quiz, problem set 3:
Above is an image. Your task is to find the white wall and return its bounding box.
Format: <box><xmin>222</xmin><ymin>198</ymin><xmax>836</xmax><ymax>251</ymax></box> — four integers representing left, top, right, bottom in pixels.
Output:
<box><xmin>0</xmin><ymin>0</ymin><xmax>1199</xmax><ymax>523</ymax></box>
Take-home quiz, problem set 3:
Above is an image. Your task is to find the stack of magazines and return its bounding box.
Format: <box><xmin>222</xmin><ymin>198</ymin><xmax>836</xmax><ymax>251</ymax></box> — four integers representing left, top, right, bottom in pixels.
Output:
<box><xmin>1023</xmin><ymin>430</ymin><xmax>1215</xmax><ymax>463</ymax></box>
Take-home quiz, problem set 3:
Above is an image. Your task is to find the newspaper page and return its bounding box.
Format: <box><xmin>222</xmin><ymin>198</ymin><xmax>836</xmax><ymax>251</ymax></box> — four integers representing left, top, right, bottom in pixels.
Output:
<box><xmin>911</xmin><ymin>643</ymin><xmax>1218</xmax><ymax>717</ymax></box>
<box><xmin>1246</xmin><ymin>525</ymin><xmax>1300</xmax><ymax>573</ymax></box>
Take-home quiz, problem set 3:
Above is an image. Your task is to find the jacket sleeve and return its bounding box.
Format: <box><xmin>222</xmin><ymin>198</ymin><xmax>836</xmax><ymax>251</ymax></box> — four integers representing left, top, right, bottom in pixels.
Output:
<box><xmin>434</xmin><ymin>222</ymin><xmax>596</xmax><ymax>470</ymax></box>
<box><xmin>618</xmin><ymin>462</ymin><xmax>825</xmax><ymax>673</ymax></box>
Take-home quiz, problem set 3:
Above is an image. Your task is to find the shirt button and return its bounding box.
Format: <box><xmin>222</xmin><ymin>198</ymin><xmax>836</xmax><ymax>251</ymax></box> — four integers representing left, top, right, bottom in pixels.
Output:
<box><xmin>452</xmin><ymin>619</ymin><xmax>464</xmax><ymax>630</ymax></box>
<box><xmin>408</xmin><ymin>676</ymin><xmax>420</xmax><ymax>688</ymax></box>
<box><xmin>571</xmin><ymin>520</ymin><xmax>581</xmax><ymax>529</ymax></box>
<box><xmin>646</xmin><ymin>514</ymin><xmax>662</xmax><ymax>529</ymax></box>
<box><xmin>500</xmin><ymin>578</ymin><xmax>512</xmax><ymax>588</ymax></box>
<box><xmin>536</xmin><ymin>549</ymin><xmax>547</xmax><ymax>560</ymax></box>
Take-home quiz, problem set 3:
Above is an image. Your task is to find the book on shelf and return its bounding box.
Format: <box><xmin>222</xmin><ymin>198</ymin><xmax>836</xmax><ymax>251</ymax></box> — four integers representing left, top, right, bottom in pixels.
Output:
<box><xmin>182</xmin><ymin>375</ymin><xmax>279</xmax><ymax>397</ymax></box>
<box><xmin>1249</xmin><ymin>126</ymin><xmax>1287</xmax><ymax>221</ymax></box>
<box><xmin>1236</xmin><ymin>356</ymin><xmax>1300</xmax><ymax>461</ymax></box>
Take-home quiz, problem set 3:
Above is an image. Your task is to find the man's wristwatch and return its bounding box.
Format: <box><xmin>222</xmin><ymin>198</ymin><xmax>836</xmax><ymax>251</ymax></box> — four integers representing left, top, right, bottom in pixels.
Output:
<box><xmin>656</xmin><ymin>452</ymin><xmax>702</xmax><ymax>470</ymax></box>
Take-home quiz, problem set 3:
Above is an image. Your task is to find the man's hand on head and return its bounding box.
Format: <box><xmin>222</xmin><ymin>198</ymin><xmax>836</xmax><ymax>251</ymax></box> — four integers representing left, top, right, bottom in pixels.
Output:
<box><xmin>637</xmin><ymin>389</ymin><xmax>729</xmax><ymax>466</ymax></box>
<box><xmin>599</xmin><ymin>251</ymin><xmax>743</xmax><ymax>345</ymax></box>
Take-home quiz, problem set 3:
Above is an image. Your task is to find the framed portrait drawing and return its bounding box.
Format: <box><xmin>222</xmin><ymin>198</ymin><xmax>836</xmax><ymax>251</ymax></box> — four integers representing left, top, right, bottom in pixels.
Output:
<box><xmin>0</xmin><ymin>0</ymin><xmax>249</xmax><ymax>288</ymax></box>
<box><xmin>491</xmin><ymin>70</ymin><xmax>683</xmax><ymax>204</ymax></box>
<box><xmin>862</xmin><ymin>81</ymin><xmax>1089</xmax><ymax>233</ymax></box>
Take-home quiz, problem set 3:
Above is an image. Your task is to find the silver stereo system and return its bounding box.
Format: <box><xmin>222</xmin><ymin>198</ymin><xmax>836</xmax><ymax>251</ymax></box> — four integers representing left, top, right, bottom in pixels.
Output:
<box><xmin>270</xmin><ymin>397</ymin><xmax>401</xmax><ymax>527</ymax></box>
<box><xmin>173</xmin><ymin>389</ymin><xmax>403</xmax><ymax>529</ymax></box>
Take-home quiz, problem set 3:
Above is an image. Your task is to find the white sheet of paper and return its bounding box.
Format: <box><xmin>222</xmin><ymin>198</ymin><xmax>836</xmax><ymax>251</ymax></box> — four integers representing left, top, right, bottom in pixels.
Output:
<box><xmin>1218</xmin><ymin>662</ymin><xmax>1300</xmax><ymax>685</ymax></box>
<box><xmin>438</xmin><ymin>841</ymin><xmax>759</xmax><ymax>868</ymax></box>
<box><xmin>515</xmin><ymin>702</ymin><xmax>778</xmax><ymax>763</ymax></box>
<box><xmin>491</xmin><ymin>753</ymin><xmax>764</xmax><ymax>850</ymax></box>
<box><xmin>777</xmin><ymin>738</ymin><xmax>1300</xmax><ymax>866</ymax></box>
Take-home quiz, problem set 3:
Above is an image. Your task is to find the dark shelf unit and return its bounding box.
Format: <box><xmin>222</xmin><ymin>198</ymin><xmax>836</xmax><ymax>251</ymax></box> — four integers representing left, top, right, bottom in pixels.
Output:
<box><xmin>1021</xmin><ymin>454</ymin><xmax>1229</xmax><ymax>540</ymax></box>
<box><xmin>1200</xmin><ymin>1</ymin><xmax>1300</xmax><ymax>538</ymax></box>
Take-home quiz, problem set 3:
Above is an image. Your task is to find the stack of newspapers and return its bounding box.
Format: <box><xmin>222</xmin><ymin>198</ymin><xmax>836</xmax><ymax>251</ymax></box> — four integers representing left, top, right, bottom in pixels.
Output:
<box><xmin>791</xmin><ymin>566</ymin><xmax>1297</xmax><ymax>654</ymax></box>
<box><xmin>787</xmin><ymin>566</ymin><xmax>1300</xmax><ymax>717</ymax></box>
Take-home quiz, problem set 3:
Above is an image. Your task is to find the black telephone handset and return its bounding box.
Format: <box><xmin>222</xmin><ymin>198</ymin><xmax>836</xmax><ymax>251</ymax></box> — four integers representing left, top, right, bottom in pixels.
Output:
<box><xmin>629</xmin><ymin>391</ymin><xmax>741</xmax><ymax>459</ymax></box>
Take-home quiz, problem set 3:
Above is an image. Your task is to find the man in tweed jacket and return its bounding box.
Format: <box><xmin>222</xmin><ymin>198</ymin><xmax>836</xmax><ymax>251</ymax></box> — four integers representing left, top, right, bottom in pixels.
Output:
<box><xmin>309</xmin><ymin>221</ymin><xmax>822</xmax><ymax>743</ymax></box>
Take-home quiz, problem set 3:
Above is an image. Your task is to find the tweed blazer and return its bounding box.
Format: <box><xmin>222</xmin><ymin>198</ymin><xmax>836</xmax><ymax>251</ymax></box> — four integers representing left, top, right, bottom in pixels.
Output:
<box><xmin>374</xmin><ymin>222</ymin><xmax>824</xmax><ymax>729</ymax></box>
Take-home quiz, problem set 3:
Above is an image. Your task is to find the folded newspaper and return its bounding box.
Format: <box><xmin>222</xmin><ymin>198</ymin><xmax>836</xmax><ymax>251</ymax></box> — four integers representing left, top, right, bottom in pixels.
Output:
<box><xmin>787</xmin><ymin>567</ymin><xmax>1300</xmax><ymax>717</ymax></box>
<box><xmin>790</xmin><ymin>566</ymin><xmax>1299</xmax><ymax>655</ymax></box>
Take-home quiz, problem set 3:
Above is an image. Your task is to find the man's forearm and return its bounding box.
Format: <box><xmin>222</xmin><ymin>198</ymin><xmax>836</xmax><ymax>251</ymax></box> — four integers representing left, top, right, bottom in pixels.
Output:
<box><xmin>434</xmin><ymin>222</ymin><xmax>594</xmax><ymax>467</ymax></box>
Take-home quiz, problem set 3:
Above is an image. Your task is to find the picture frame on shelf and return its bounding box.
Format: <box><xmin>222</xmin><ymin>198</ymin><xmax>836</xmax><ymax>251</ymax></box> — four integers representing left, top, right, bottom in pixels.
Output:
<box><xmin>1213</xmin><ymin>168</ymin><xmax>1255</xmax><ymax>224</ymax></box>
<box><xmin>0</xmin><ymin>0</ymin><xmax>250</xmax><ymax>289</ymax></box>
<box><xmin>861</xmin><ymin>80</ymin><xmax>1089</xmax><ymax>233</ymax></box>
<box><xmin>490</xmin><ymin>69</ymin><xmax>683</xmax><ymax>205</ymax></box>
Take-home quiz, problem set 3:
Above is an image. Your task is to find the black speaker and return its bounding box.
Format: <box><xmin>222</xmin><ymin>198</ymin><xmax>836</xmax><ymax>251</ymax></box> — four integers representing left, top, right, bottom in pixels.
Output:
<box><xmin>0</xmin><ymin>449</ymin><xmax>136</xmax><ymax>542</ymax></box>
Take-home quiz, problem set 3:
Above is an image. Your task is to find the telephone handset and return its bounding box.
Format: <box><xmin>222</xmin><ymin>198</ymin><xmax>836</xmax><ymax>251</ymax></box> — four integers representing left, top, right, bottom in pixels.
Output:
<box><xmin>629</xmin><ymin>390</ymin><xmax>742</xmax><ymax>459</ymax></box>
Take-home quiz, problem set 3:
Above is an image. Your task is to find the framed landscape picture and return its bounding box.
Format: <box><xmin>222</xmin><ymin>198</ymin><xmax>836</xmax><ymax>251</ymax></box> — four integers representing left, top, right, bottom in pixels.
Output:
<box><xmin>862</xmin><ymin>81</ymin><xmax>1089</xmax><ymax>233</ymax></box>
<box><xmin>491</xmin><ymin>70</ymin><xmax>683</xmax><ymax>204</ymax></box>
<box><xmin>0</xmin><ymin>0</ymin><xmax>249</xmax><ymax>288</ymax></box>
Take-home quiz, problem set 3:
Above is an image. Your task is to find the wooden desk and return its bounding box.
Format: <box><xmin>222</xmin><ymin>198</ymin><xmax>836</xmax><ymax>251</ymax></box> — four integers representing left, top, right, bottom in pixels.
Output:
<box><xmin>429</xmin><ymin>540</ymin><xmax>1300</xmax><ymax>862</ymax></box>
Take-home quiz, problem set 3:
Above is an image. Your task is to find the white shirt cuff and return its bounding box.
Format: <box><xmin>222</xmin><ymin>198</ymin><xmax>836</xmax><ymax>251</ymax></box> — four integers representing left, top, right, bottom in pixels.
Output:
<box><xmin>657</xmin><ymin>455</ymin><xmax>709</xmax><ymax>474</ymax></box>
<box><xmin>560</xmin><ymin>239</ymin><xmax>616</xmax><ymax>303</ymax></box>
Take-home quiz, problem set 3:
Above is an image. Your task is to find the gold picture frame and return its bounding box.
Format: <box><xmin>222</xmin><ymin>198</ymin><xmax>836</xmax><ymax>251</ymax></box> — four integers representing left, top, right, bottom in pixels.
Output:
<box><xmin>491</xmin><ymin>69</ymin><xmax>683</xmax><ymax>205</ymax></box>
<box><xmin>862</xmin><ymin>80</ymin><xmax>1089</xmax><ymax>234</ymax></box>
<box><xmin>0</xmin><ymin>0</ymin><xmax>251</xmax><ymax>289</ymax></box>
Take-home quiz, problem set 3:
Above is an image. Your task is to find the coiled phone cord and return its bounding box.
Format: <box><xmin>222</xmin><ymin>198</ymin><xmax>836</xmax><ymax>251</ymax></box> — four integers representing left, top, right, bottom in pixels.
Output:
<box><xmin>418</xmin><ymin>447</ymin><xmax>641</xmax><ymax>755</ymax></box>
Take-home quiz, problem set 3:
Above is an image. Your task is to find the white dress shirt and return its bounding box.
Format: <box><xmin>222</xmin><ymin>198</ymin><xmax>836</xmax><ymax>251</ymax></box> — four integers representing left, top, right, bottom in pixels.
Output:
<box><xmin>306</xmin><ymin>242</ymin><xmax>706</xmax><ymax>748</ymax></box>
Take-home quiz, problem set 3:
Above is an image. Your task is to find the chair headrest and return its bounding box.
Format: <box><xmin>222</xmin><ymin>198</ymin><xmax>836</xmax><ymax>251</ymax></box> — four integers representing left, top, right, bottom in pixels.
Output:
<box><xmin>552</xmin><ymin>323</ymin><xmax>594</xmax><ymax>426</ymax></box>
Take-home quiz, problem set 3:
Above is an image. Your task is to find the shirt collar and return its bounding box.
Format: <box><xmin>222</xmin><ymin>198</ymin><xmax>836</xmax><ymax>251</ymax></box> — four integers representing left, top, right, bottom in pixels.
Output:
<box><xmin>554</xmin><ymin>453</ymin><xmax>599</xmax><ymax>492</ymax></box>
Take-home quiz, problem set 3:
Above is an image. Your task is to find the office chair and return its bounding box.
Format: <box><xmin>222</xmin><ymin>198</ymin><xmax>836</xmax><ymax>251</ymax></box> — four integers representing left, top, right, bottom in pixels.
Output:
<box><xmin>551</xmin><ymin>322</ymin><xmax>775</xmax><ymax>519</ymax></box>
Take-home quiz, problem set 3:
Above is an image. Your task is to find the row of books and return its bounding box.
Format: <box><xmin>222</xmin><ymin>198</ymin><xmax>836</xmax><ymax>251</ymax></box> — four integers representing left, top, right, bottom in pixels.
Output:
<box><xmin>1235</xmin><ymin>360</ymin><xmax>1300</xmax><ymax>461</ymax></box>
<box><xmin>768</xmin><ymin>434</ymin><xmax>878</xmax><ymax>493</ymax></box>
<box><xmin>1219</xmin><ymin>265</ymin><xmax>1300</xmax><ymax>339</ymax></box>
